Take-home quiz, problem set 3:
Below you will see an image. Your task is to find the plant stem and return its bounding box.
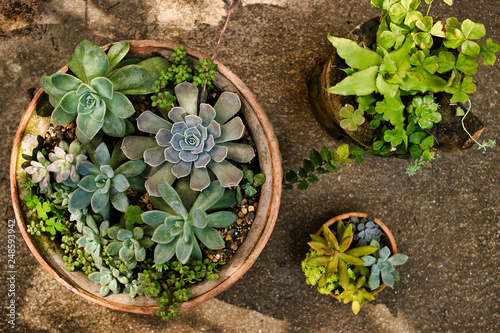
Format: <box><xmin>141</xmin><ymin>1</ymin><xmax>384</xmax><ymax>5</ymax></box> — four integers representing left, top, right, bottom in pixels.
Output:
<box><xmin>200</xmin><ymin>0</ymin><xmax>238</xmax><ymax>103</ymax></box>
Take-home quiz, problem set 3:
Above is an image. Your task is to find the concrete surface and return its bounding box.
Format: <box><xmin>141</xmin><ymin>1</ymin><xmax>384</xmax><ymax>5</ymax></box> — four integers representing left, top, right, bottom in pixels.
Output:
<box><xmin>1</xmin><ymin>0</ymin><xmax>499</xmax><ymax>332</ymax></box>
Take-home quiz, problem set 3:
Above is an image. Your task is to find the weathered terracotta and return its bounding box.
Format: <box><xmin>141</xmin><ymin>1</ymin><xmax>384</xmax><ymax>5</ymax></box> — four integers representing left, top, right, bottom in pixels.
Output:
<box><xmin>315</xmin><ymin>212</ymin><xmax>398</xmax><ymax>298</ymax></box>
<box><xmin>10</xmin><ymin>40</ymin><xmax>282</xmax><ymax>314</ymax></box>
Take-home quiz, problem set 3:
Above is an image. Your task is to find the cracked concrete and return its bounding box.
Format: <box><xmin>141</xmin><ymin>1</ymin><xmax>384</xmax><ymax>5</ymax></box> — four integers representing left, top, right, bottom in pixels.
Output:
<box><xmin>1</xmin><ymin>0</ymin><xmax>499</xmax><ymax>332</ymax></box>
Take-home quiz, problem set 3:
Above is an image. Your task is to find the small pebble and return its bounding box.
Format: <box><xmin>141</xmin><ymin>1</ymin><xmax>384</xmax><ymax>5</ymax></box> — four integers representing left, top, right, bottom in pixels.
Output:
<box><xmin>241</xmin><ymin>207</ymin><xmax>248</xmax><ymax>215</ymax></box>
<box><xmin>207</xmin><ymin>254</ymin><xmax>214</xmax><ymax>260</ymax></box>
<box><xmin>146</xmin><ymin>204</ymin><xmax>153</xmax><ymax>210</ymax></box>
<box><xmin>248</xmin><ymin>205</ymin><xmax>255</xmax><ymax>212</ymax></box>
<box><xmin>225</xmin><ymin>235</ymin><xmax>232</xmax><ymax>241</ymax></box>
<box><xmin>237</xmin><ymin>212</ymin><xmax>244</xmax><ymax>218</ymax></box>
<box><xmin>230</xmin><ymin>243</ymin><xmax>238</xmax><ymax>251</ymax></box>
<box><xmin>236</xmin><ymin>219</ymin><xmax>243</xmax><ymax>225</ymax></box>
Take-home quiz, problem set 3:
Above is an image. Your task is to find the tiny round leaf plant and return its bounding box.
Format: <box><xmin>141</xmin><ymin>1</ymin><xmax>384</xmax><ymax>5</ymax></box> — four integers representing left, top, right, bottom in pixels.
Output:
<box><xmin>122</xmin><ymin>81</ymin><xmax>255</xmax><ymax>194</ymax></box>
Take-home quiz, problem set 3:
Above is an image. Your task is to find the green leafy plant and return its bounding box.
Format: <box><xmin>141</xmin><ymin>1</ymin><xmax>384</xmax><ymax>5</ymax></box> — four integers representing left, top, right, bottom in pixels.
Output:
<box><xmin>122</xmin><ymin>81</ymin><xmax>255</xmax><ymax>193</ymax></box>
<box><xmin>235</xmin><ymin>165</ymin><xmax>265</xmax><ymax>202</ymax></box>
<box><xmin>327</xmin><ymin>0</ymin><xmax>498</xmax><ymax>174</ymax></box>
<box><xmin>105</xmin><ymin>225</ymin><xmax>154</xmax><ymax>270</ymax></box>
<box><xmin>142</xmin><ymin>180</ymin><xmax>237</xmax><ymax>264</ymax></box>
<box><xmin>337</xmin><ymin>276</ymin><xmax>375</xmax><ymax>315</ymax></box>
<box><xmin>361</xmin><ymin>239</ymin><xmax>409</xmax><ymax>290</ymax></box>
<box><xmin>282</xmin><ymin>144</ymin><xmax>363</xmax><ymax>190</ymax></box>
<box><xmin>41</xmin><ymin>40</ymin><xmax>170</xmax><ymax>142</ymax></box>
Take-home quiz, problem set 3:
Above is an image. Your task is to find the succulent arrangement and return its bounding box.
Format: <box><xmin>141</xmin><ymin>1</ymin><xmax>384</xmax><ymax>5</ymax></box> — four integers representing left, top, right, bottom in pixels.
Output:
<box><xmin>325</xmin><ymin>0</ymin><xmax>498</xmax><ymax>174</ymax></box>
<box><xmin>20</xmin><ymin>40</ymin><xmax>264</xmax><ymax>320</ymax></box>
<box><xmin>301</xmin><ymin>216</ymin><xmax>408</xmax><ymax>314</ymax></box>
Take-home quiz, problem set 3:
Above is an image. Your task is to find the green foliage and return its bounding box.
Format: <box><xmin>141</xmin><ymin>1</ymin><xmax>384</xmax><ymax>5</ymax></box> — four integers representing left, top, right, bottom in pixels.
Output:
<box><xmin>151</xmin><ymin>45</ymin><xmax>218</xmax><ymax>113</ymax></box>
<box><xmin>24</xmin><ymin>192</ymin><xmax>69</xmax><ymax>240</ymax></box>
<box><xmin>235</xmin><ymin>165</ymin><xmax>265</xmax><ymax>202</ymax></box>
<box><xmin>142</xmin><ymin>180</ymin><xmax>237</xmax><ymax>264</ymax></box>
<box><xmin>282</xmin><ymin>144</ymin><xmax>363</xmax><ymax>190</ymax></box>
<box><xmin>327</xmin><ymin>0</ymin><xmax>498</xmax><ymax>173</ymax></box>
<box><xmin>124</xmin><ymin>205</ymin><xmax>144</xmax><ymax>226</ymax></box>
<box><xmin>305</xmin><ymin>222</ymin><xmax>377</xmax><ymax>290</ymax></box>
<box><xmin>41</xmin><ymin>40</ymin><xmax>170</xmax><ymax>142</ymax></box>
<box><xmin>338</xmin><ymin>276</ymin><xmax>376</xmax><ymax>315</ymax></box>
<box><xmin>361</xmin><ymin>239</ymin><xmax>408</xmax><ymax>290</ymax></box>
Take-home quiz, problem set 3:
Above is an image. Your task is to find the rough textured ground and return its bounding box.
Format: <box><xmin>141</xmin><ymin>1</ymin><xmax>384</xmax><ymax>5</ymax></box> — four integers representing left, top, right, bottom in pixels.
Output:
<box><xmin>1</xmin><ymin>0</ymin><xmax>499</xmax><ymax>332</ymax></box>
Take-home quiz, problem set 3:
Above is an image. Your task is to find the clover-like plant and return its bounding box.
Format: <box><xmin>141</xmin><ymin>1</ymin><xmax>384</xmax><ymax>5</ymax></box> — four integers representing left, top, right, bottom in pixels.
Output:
<box><xmin>361</xmin><ymin>239</ymin><xmax>408</xmax><ymax>290</ymax></box>
<box><xmin>122</xmin><ymin>81</ymin><xmax>255</xmax><ymax>194</ymax></box>
<box><xmin>104</xmin><ymin>226</ymin><xmax>154</xmax><ymax>270</ymax></box>
<box><xmin>337</xmin><ymin>276</ymin><xmax>375</xmax><ymax>315</ymax></box>
<box><xmin>25</xmin><ymin>151</ymin><xmax>51</xmax><ymax>194</ymax></box>
<box><xmin>142</xmin><ymin>179</ymin><xmax>237</xmax><ymax>264</ymax></box>
<box><xmin>305</xmin><ymin>221</ymin><xmax>377</xmax><ymax>290</ymax></box>
<box><xmin>68</xmin><ymin>142</ymin><xmax>146</xmax><ymax>219</ymax></box>
<box><xmin>47</xmin><ymin>140</ymin><xmax>87</xmax><ymax>186</ymax></box>
<box><xmin>89</xmin><ymin>267</ymin><xmax>130</xmax><ymax>297</ymax></box>
<box><xmin>340</xmin><ymin>104</ymin><xmax>365</xmax><ymax>131</ymax></box>
<box><xmin>41</xmin><ymin>40</ymin><xmax>170</xmax><ymax>142</ymax></box>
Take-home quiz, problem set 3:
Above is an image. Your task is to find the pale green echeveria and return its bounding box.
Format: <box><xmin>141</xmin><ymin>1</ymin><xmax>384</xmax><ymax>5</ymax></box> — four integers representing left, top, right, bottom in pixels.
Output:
<box><xmin>89</xmin><ymin>267</ymin><xmax>130</xmax><ymax>297</ymax></box>
<box><xmin>104</xmin><ymin>225</ymin><xmax>154</xmax><ymax>270</ymax></box>
<box><xmin>142</xmin><ymin>180</ymin><xmax>237</xmax><ymax>265</ymax></box>
<box><xmin>50</xmin><ymin>183</ymin><xmax>73</xmax><ymax>207</ymax></box>
<box><xmin>41</xmin><ymin>40</ymin><xmax>171</xmax><ymax>143</ymax></box>
<box><xmin>68</xmin><ymin>142</ymin><xmax>146</xmax><ymax>220</ymax></box>
<box><xmin>361</xmin><ymin>239</ymin><xmax>408</xmax><ymax>290</ymax></box>
<box><xmin>122</xmin><ymin>82</ymin><xmax>255</xmax><ymax>195</ymax></box>
<box><xmin>76</xmin><ymin>217</ymin><xmax>109</xmax><ymax>269</ymax></box>
<box><xmin>25</xmin><ymin>151</ymin><xmax>51</xmax><ymax>194</ymax></box>
<box><xmin>47</xmin><ymin>140</ymin><xmax>87</xmax><ymax>186</ymax></box>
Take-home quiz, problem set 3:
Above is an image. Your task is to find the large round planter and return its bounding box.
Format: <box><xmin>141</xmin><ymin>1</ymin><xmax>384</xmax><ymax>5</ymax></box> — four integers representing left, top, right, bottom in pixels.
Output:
<box><xmin>315</xmin><ymin>212</ymin><xmax>397</xmax><ymax>297</ymax></box>
<box><xmin>10</xmin><ymin>40</ymin><xmax>282</xmax><ymax>314</ymax></box>
<box><xmin>308</xmin><ymin>17</ymin><xmax>484</xmax><ymax>152</ymax></box>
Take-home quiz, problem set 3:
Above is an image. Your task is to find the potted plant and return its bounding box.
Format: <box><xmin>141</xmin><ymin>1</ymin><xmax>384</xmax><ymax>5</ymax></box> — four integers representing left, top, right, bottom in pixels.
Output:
<box><xmin>301</xmin><ymin>212</ymin><xmax>408</xmax><ymax>314</ymax></box>
<box><xmin>10</xmin><ymin>5</ymin><xmax>281</xmax><ymax>319</ymax></box>
<box><xmin>308</xmin><ymin>0</ymin><xmax>498</xmax><ymax>175</ymax></box>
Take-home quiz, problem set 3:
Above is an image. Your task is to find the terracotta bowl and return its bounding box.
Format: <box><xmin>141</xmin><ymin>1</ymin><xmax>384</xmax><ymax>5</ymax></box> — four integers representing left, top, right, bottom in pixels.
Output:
<box><xmin>10</xmin><ymin>40</ymin><xmax>282</xmax><ymax>314</ymax></box>
<box><xmin>315</xmin><ymin>212</ymin><xmax>397</xmax><ymax>298</ymax></box>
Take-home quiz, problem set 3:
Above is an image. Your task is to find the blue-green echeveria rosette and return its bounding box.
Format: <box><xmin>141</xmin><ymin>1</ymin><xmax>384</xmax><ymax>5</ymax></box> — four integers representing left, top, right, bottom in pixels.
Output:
<box><xmin>40</xmin><ymin>40</ymin><xmax>171</xmax><ymax>143</ymax></box>
<box><xmin>121</xmin><ymin>82</ymin><xmax>255</xmax><ymax>195</ymax></box>
<box><xmin>141</xmin><ymin>179</ymin><xmax>237</xmax><ymax>265</ymax></box>
<box><xmin>68</xmin><ymin>142</ymin><xmax>146</xmax><ymax>220</ymax></box>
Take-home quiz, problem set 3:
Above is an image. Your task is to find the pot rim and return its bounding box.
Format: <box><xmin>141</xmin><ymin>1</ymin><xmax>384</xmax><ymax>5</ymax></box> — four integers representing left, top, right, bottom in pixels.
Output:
<box><xmin>10</xmin><ymin>39</ymin><xmax>282</xmax><ymax>314</ymax></box>
<box><xmin>315</xmin><ymin>212</ymin><xmax>398</xmax><ymax>298</ymax></box>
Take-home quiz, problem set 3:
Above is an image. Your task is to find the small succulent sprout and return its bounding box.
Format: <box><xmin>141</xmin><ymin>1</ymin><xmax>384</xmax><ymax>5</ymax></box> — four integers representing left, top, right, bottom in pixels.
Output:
<box><xmin>68</xmin><ymin>142</ymin><xmax>146</xmax><ymax>220</ymax></box>
<box><xmin>25</xmin><ymin>151</ymin><xmax>51</xmax><ymax>193</ymax></box>
<box><xmin>41</xmin><ymin>40</ymin><xmax>171</xmax><ymax>142</ymax></box>
<box><xmin>408</xmin><ymin>94</ymin><xmax>441</xmax><ymax>129</ymax></box>
<box><xmin>142</xmin><ymin>179</ymin><xmax>238</xmax><ymax>265</ymax></box>
<box><xmin>351</xmin><ymin>216</ymin><xmax>382</xmax><ymax>246</ymax></box>
<box><xmin>306</xmin><ymin>221</ymin><xmax>378</xmax><ymax>290</ymax></box>
<box><xmin>361</xmin><ymin>239</ymin><xmax>409</xmax><ymax>290</ymax></box>
<box><xmin>105</xmin><ymin>226</ymin><xmax>154</xmax><ymax>270</ymax></box>
<box><xmin>76</xmin><ymin>217</ymin><xmax>110</xmax><ymax>270</ymax></box>
<box><xmin>122</xmin><ymin>81</ymin><xmax>255</xmax><ymax>194</ymax></box>
<box><xmin>89</xmin><ymin>267</ymin><xmax>130</xmax><ymax>297</ymax></box>
<box><xmin>337</xmin><ymin>276</ymin><xmax>375</xmax><ymax>315</ymax></box>
<box><xmin>50</xmin><ymin>183</ymin><xmax>74</xmax><ymax>207</ymax></box>
<box><xmin>47</xmin><ymin>140</ymin><xmax>87</xmax><ymax>186</ymax></box>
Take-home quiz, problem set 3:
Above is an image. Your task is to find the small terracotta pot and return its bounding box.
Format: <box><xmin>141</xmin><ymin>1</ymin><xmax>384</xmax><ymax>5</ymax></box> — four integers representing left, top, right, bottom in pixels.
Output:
<box><xmin>11</xmin><ymin>40</ymin><xmax>282</xmax><ymax>314</ymax></box>
<box><xmin>315</xmin><ymin>212</ymin><xmax>397</xmax><ymax>298</ymax></box>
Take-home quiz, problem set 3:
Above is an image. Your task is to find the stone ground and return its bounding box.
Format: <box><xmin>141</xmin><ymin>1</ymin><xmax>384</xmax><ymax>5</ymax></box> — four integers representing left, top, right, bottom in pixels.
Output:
<box><xmin>1</xmin><ymin>0</ymin><xmax>499</xmax><ymax>332</ymax></box>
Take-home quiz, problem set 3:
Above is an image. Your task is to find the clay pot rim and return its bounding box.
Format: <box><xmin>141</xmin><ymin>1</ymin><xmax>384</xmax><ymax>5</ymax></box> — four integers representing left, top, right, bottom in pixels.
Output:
<box><xmin>315</xmin><ymin>212</ymin><xmax>398</xmax><ymax>298</ymax></box>
<box><xmin>10</xmin><ymin>39</ymin><xmax>282</xmax><ymax>314</ymax></box>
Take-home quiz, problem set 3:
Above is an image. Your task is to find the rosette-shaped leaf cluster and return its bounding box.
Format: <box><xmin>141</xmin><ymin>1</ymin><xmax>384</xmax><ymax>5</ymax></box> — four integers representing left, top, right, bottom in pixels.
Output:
<box><xmin>89</xmin><ymin>267</ymin><xmax>130</xmax><ymax>297</ymax></box>
<box><xmin>68</xmin><ymin>143</ymin><xmax>146</xmax><ymax>219</ymax></box>
<box><xmin>47</xmin><ymin>140</ymin><xmax>87</xmax><ymax>186</ymax></box>
<box><xmin>25</xmin><ymin>151</ymin><xmax>52</xmax><ymax>193</ymax></box>
<box><xmin>305</xmin><ymin>221</ymin><xmax>377</xmax><ymax>290</ymax></box>
<box><xmin>142</xmin><ymin>180</ymin><xmax>237</xmax><ymax>264</ymax></box>
<box><xmin>361</xmin><ymin>239</ymin><xmax>408</xmax><ymax>290</ymax></box>
<box><xmin>337</xmin><ymin>276</ymin><xmax>375</xmax><ymax>315</ymax></box>
<box><xmin>76</xmin><ymin>216</ymin><xmax>109</xmax><ymax>269</ymax></box>
<box><xmin>104</xmin><ymin>226</ymin><xmax>154</xmax><ymax>270</ymax></box>
<box><xmin>350</xmin><ymin>216</ymin><xmax>383</xmax><ymax>246</ymax></box>
<box><xmin>122</xmin><ymin>82</ymin><xmax>255</xmax><ymax>194</ymax></box>
<box><xmin>41</xmin><ymin>40</ymin><xmax>170</xmax><ymax>142</ymax></box>
<box><xmin>50</xmin><ymin>183</ymin><xmax>73</xmax><ymax>207</ymax></box>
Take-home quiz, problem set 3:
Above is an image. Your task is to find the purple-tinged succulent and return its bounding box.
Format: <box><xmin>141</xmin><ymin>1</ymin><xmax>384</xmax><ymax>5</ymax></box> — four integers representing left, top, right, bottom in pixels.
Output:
<box><xmin>122</xmin><ymin>82</ymin><xmax>255</xmax><ymax>195</ymax></box>
<box><xmin>47</xmin><ymin>140</ymin><xmax>87</xmax><ymax>186</ymax></box>
<box><xmin>25</xmin><ymin>151</ymin><xmax>51</xmax><ymax>193</ymax></box>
